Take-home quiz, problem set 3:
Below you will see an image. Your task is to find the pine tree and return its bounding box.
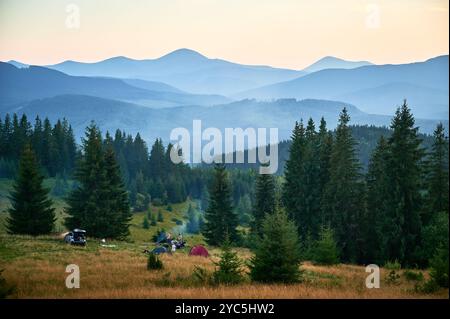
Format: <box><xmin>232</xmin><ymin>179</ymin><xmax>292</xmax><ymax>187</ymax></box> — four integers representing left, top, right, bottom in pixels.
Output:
<box><xmin>252</xmin><ymin>170</ymin><xmax>276</xmax><ymax>237</ymax></box>
<box><xmin>311</xmin><ymin>226</ymin><xmax>340</xmax><ymax>265</ymax></box>
<box><xmin>7</xmin><ymin>144</ymin><xmax>55</xmax><ymax>235</ymax></box>
<box><xmin>250</xmin><ymin>208</ymin><xmax>302</xmax><ymax>283</ymax></box>
<box><xmin>213</xmin><ymin>237</ymin><xmax>244</xmax><ymax>285</ymax></box>
<box><xmin>364</xmin><ymin>136</ymin><xmax>390</xmax><ymax>264</ymax></box>
<box><xmin>202</xmin><ymin>164</ymin><xmax>238</xmax><ymax>246</ymax></box>
<box><xmin>384</xmin><ymin>101</ymin><xmax>424</xmax><ymax>265</ymax></box>
<box><xmin>65</xmin><ymin>123</ymin><xmax>131</xmax><ymax>239</ymax></box>
<box><xmin>424</xmin><ymin>123</ymin><xmax>449</xmax><ymax>223</ymax></box>
<box><xmin>103</xmin><ymin>147</ymin><xmax>132</xmax><ymax>239</ymax></box>
<box><xmin>142</xmin><ymin>216</ymin><xmax>150</xmax><ymax>229</ymax></box>
<box><xmin>321</xmin><ymin>108</ymin><xmax>365</xmax><ymax>263</ymax></box>
<box><xmin>157</xmin><ymin>210</ymin><xmax>164</xmax><ymax>222</ymax></box>
<box><xmin>282</xmin><ymin>120</ymin><xmax>307</xmax><ymax>233</ymax></box>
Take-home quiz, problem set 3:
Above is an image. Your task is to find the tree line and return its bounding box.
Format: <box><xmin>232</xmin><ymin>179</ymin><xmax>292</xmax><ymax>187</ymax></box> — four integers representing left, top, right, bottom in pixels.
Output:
<box><xmin>201</xmin><ymin>101</ymin><xmax>448</xmax><ymax>277</ymax></box>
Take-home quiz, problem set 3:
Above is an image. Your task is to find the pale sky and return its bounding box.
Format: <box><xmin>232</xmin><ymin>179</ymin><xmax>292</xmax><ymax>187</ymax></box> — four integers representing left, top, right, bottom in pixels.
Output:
<box><xmin>0</xmin><ymin>0</ymin><xmax>448</xmax><ymax>69</ymax></box>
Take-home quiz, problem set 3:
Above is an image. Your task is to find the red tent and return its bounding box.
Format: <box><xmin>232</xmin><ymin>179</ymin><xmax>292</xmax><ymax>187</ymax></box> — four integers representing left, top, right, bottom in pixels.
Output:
<box><xmin>189</xmin><ymin>245</ymin><xmax>209</xmax><ymax>257</ymax></box>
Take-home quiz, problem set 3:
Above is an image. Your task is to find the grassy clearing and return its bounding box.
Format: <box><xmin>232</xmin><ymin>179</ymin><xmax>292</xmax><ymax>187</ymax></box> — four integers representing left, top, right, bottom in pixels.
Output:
<box><xmin>0</xmin><ymin>234</ymin><xmax>448</xmax><ymax>298</ymax></box>
<box><xmin>0</xmin><ymin>178</ymin><xmax>448</xmax><ymax>299</ymax></box>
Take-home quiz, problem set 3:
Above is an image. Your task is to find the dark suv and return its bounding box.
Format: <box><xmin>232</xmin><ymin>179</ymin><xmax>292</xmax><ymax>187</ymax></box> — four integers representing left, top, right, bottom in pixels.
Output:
<box><xmin>64</xmin><ymin>229</ymin><xmax>87</xmax><ymax>246</ymax></box>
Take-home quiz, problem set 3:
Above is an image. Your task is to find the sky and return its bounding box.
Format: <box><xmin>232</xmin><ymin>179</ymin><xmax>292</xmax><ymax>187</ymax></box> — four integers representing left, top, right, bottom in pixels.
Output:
<box><xmin>0</xmin><ymin>0</ymin><xmax>448</xmax><ymax>69</ymax></box>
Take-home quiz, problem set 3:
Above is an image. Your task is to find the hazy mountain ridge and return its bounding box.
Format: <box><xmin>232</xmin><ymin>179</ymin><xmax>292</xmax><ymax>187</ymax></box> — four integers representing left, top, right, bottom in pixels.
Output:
<box><xmin>236</xmin><ymin>55</ymin><xmax>449</xmax><ymax>119</ymax></box>
<box><xmin>0</xmin><ymin>62</ymin><xmax>230</xmax><ymax>110</ymax></box>
<box><xmin>7</xmin><ymin>94</ymin><xmax>446</xmax><ymax>146</ymax></box>
<box><xmin>302</xmin><ymin>56</ymin><xmax>373</xmax><ymax>73</ymax></box>
<box><xmin>43</xmin><ymin>48</ymin><xmax>306</xmax><ymax>95</ymax></box>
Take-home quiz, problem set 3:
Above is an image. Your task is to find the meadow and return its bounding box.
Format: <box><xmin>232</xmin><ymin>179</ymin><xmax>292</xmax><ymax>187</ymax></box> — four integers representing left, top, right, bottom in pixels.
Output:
<box><xmin>0</xmin><ymin>178</ymin><xmax>448</xmax><ymax>299</ymax></box>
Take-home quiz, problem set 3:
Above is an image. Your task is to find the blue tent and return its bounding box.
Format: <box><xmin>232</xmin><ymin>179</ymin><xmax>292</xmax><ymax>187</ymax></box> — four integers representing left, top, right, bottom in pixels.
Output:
<box><xmin>152</xmin><ymin>246</ymin><xmax>167</xmax><ymax>255</ymax></box>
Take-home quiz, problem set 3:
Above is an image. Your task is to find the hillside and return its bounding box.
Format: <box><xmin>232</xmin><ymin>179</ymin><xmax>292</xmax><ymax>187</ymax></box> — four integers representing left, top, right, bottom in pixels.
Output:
<box><xmin>0</xmin><ymin>62</ymin><xmax>230</xmax><ymax>110</ymax></box>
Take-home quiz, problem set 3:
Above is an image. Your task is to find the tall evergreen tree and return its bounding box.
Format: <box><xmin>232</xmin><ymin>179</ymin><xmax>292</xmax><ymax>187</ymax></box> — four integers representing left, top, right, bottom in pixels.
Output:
<box><xmin>252</xmin><ymin>170</ymin><xmax>276</xmax><ymax>237</ymax></box>
<box><xmin>384</xmin><ymin>101</ymin><xmax>424</xmax><ymax>265</ymax></box>
<box><xmin>282</xmin><ymin>120</ymin><xmax>307</xmax><ymax>233</ymax></box>
<box><xmin>7</xmin><ymin>144</ymin><xmax>55</xmax><ymax>235</ymax></box>
<box><xmin>424</xmin><ymin>123</ymin><xmax>449</xmax><ymax>222</ymax></box>
<box><xmin>364</xmin><ymin>136</ymin><xmax>390</xmax><ymax>264</ymax></box>
<box><xmin>65</xmin><ymin>123</ymin><xmax>131</xmax><ymax>239</ymax></box>
<box><xmin>321</xmin><ymin>108</ymin><xmax>365</xmax><ymax>263</ymax></box>
<box><xmin>202</xmin><ymin>164</ymin><xmax>238</xmax><ymax>245</ymax></box>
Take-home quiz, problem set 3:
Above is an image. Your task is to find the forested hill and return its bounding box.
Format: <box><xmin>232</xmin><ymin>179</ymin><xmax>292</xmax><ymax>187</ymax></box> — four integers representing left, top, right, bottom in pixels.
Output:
<box><xmin>210</xmin><ymin>124</ymin><xmax>436</xmax><ymax>174</ymax></box>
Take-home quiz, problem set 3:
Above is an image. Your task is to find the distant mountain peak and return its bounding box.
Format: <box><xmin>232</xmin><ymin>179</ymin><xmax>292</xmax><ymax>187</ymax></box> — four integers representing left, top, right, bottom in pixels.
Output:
<box><xmin>303</xmin><ymin>56</ymin><xmax>373</xmax><ymax>73</ymax></box>
<box><xmin>7</xmin><ymin>60</ymin><xmax>29</xmax><ymax>68</ymax></box>
<box><xmin>160</xmin><ymin>48</ymin><xmax>207</xmax><ymax>60</ymax></box>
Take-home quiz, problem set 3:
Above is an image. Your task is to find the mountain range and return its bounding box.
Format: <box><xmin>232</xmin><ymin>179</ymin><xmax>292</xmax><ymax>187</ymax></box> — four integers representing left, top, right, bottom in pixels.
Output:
<box><xmin>236</xmin><ymin>55</ymin><xmax>448</xmax><ymax>119</ymax></box>
<box><xmin>43</xmin><ymin>49</ymin><xmax>306</xmax><ymax>96</ymax></box>
<box><xmin>1</xmin><ymin>50</ymin><xmax>448</xmax><ymax>148</ymax></box>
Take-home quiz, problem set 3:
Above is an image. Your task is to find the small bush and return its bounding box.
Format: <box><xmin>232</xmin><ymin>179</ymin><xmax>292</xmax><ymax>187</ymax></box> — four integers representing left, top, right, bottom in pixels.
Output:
<box><xmin>429</xmin><ymin>246</ymin><xmax>449</xmax><ymax>288</ymax></box>
<box><xmin>386</xmin><ymin>270</ymin><xmax>401</xmax><ymax>285</ymax></box>
<box><xmin>311</xmin><ymin>226</ymin><xmax>339</xmax><ymax>265</ymax></box>
<box><xmin>0</xmin><ymin>269</ymin><xmax>14</xmax><ymax>299</ymax></box>
<box><xmin>166</xmin><ymin>205</ymin><xmax>173</xmax><ymax>212</ymax></box>
<box><xmin>157</xmin><ymin>210</ymin><xmax>164</xmax><ymax>222</ymax></box>
<box><xmin>403</xmin><ymin>270</ymin><xmax>424</xmax><ymax>281</ymax></box>
<box><xmin>193</xmin><ymin>266</ymin><xmax>212</xmax><ymax>285</ymax></box>
<box><xmin>213</xmin><ymin>239</ymin><xmax>244</xmax><ymax>285</ymax></box>
<box><xmin>142</xmin><ymin>216</ymin><xmax>150</xmax><ymax>229</ymax></box>
<box><xmin>151</xmin><ymin>214</ymin><xmax>157</xmax><ymax>226</ymax></box>
<box><xmin>147</xmin><ymin>253</ymin><xmax>163</xmax><ymax>270</ymax></box>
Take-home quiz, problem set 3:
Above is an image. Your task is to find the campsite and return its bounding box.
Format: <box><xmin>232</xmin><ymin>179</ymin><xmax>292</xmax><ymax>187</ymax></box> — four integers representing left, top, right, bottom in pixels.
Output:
<box><xmin>0</xmin><ymin>197</ymin><xmax>447</xmax><ymax>299</ymax></box>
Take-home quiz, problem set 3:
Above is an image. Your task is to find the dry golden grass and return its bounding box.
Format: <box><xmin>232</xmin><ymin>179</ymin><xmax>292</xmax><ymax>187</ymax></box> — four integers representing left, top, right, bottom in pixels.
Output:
<box><xmin>1</xmin><ymin>235</ymin><xmax>448</xmax><ymax>299</ymax></box>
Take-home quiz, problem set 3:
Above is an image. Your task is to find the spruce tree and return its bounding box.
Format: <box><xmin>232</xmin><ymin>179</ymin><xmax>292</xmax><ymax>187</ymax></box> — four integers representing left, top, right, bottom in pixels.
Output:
<box><xmin>7</xmin><ymin>144</ymin><xmax>55</xmax><ymax>235</ymax></box>
<box><xmin>202</xmin><ymin>164</ymin><xmax>238</xmax><ymax>246</ymax></box>
<box><xmin>424</xmin><ymin>123</ymin><xmax>449</xmax><ymax>223</ymax></box>
<box><xmin>364</xmin><ymin>136</ymin><xmax>390</xmax><ymax>264</ymax></box>
<box><xmin>103</xmin><ymin>147</ymin><xmax>132</xmax><ymax>239</ymax></box>
<box><xmin>213</xmin><ymin>237</ymin><xmax>244</xmax><ymax>285</ymax></box>
<box><xmin>282</xmin><ymin>120</ymin><xmax>306</xmax><ymax>234</ymax></box>
<box><xmin>250</xmin><ymin>208</ymin><xmax>302</xmax><ymax>283</ymax></box>
<box><xmin>311</xmin><ymin>226</ymin><xmax>340</xmax><ymax>265</ymax></box>
<box><xmin>385</xmin><ymin>101</ymin><xmax>424</xmax><ymax>265</ymax></box>
<box><xmin>321</xmin><ymin>108</ymin><xmax>365</xmax><ymax>263</ymax></box>
<box><xmin>143</xmin><ymin>216</ymin><xmax>150</xmax><ymax>229</ymax></box>
<box><xmin>252</xmin><ymin>170</ymin><xmax>276</xmax><ymax>237</ymax></box>
<box><xmin>65</xmin><ymin>123</ymin><xmax>131</xmax><ymax>239</ymax></box>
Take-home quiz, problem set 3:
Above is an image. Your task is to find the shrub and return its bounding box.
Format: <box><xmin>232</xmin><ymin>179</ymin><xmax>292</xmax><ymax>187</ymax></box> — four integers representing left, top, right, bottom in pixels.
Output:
<box><xmin>386</xmin><ymin>270</ymin><xmax>401</xmax><ymax>285</ymax></box>
<box><xmin>311</xmin><ymin>226</ymin><xmax>339</xmax><ymax>265</ymax></box>
<box><xmin>213</xmin><ymin>239</ymin><xmax>244</xmax><ymax>285</ymax></box>
<box><xmin>142</xmin><ymin>216</ymin><xmax>150</xmax><ymax>229</ymax></box>
<box><xmin>250</xmin><ymin>208</ymin><xmax>302</xmax><ymax>283</ymax></box>
<box><xmin>0</xmin><ymin>269</ymin><xmax>14</xmax><ymax>299</ymax></box>
<box><xmin>429</xmin><ymin>246</ymin><xmax>449</xmax><ymax>288</ymax></box>
<box><xmin>157</xmin><ymin>210</ymin><xmax>164</xmax><ymax>222</ymax></box>
<box><xmin>166</xmin><ymin>205</ymin><xmax>173</xmax><ymax>212</ymax></box>
<box><xmin>151</xmin><ymin>214</ymin><xmax>157</xmax><ymax>226</ymax></box>
<box><xmin>403</xmin><ymin>270</ymin><xmax>424</xmax><ymax>281</ymax></box>
<box><xmin>147</xmin><ymin>253</ymin><xmax>163</xmax><ymax>270</ymax></box>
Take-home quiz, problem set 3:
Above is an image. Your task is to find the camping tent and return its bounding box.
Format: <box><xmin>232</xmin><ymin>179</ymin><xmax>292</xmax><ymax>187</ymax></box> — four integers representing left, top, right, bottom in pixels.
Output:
<box><xmin>189</xmin><ymin>245</ymin><xmax>209</xmax><ymax>257</ymax></box>
<box><xmin>152</xmin><ymin>246</ymin><xmax>168</xmax><ymax>255</ymax></box>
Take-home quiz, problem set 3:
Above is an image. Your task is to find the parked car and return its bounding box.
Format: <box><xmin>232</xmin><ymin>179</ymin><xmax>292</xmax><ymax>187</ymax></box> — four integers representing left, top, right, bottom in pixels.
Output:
<box><xmin>64</xmin><ymin>229</ymin><xmax>87</xmax><ymax>246</ymax></box>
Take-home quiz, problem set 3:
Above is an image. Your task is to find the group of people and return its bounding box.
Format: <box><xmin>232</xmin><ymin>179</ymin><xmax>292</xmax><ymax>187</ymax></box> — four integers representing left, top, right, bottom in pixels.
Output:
<box><xmin>144</xmin><ymin>231</ymin><xmax>186</xmax><ymax>255</ymax></box>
